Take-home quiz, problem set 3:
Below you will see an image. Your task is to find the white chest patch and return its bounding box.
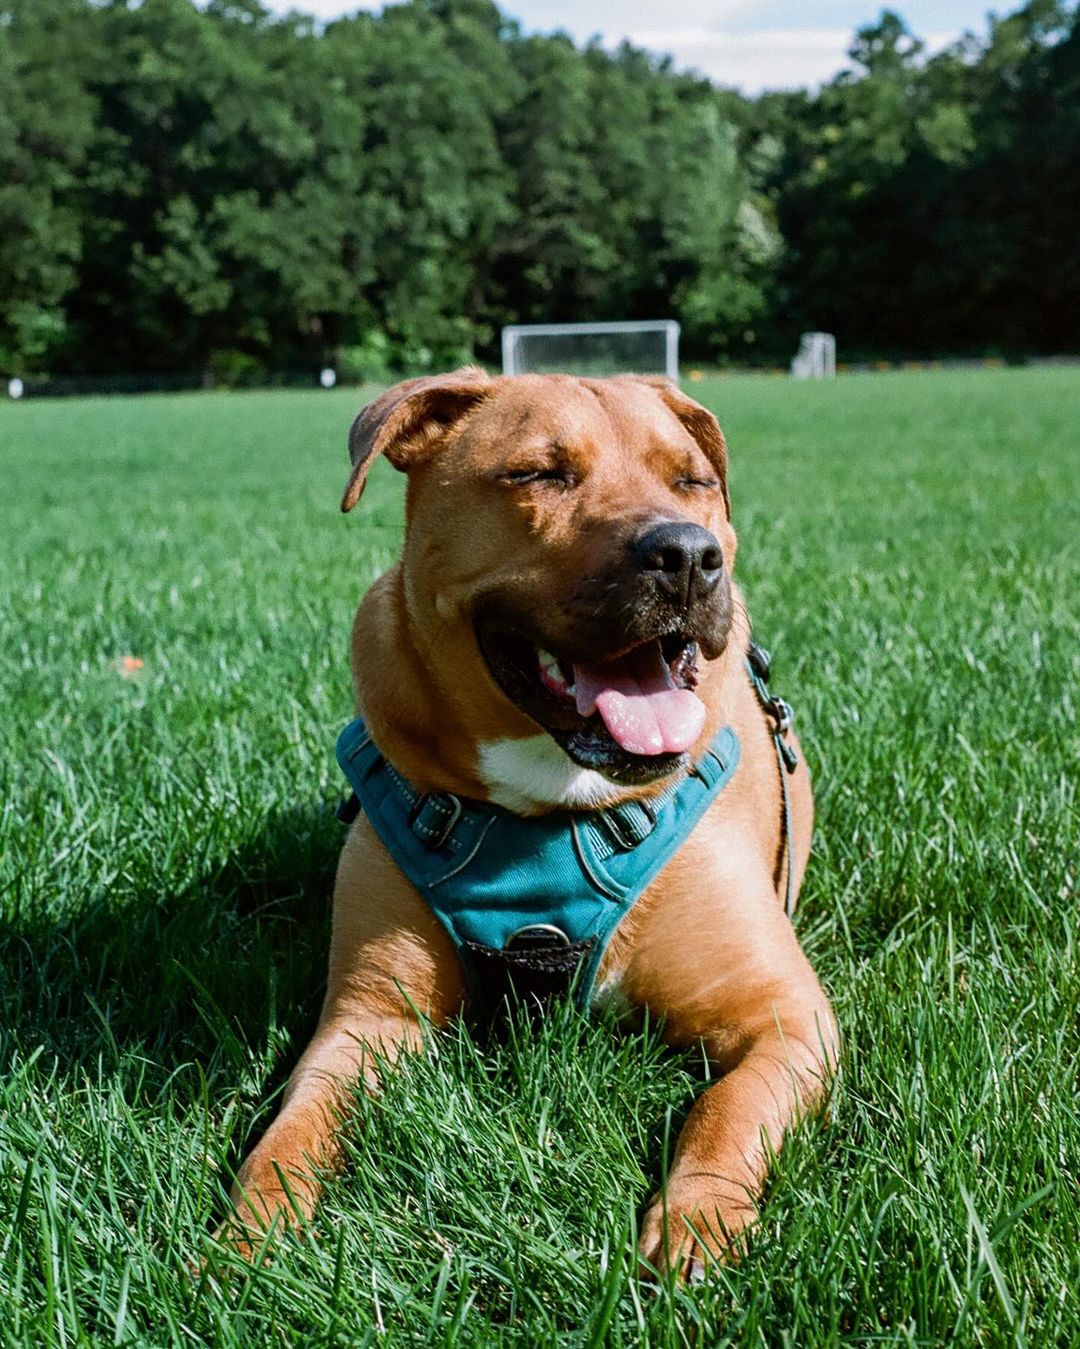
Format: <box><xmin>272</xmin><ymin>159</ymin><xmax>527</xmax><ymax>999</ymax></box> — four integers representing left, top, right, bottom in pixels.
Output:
<box><xmin>477</xmin><ymin>735</ymin><xmax>635</xmax><ymax>814</ymax></box>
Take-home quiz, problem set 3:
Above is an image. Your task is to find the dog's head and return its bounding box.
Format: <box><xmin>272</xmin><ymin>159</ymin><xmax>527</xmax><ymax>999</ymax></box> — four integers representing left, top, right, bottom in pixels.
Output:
<box><xmin>342</xmin><ymin>367</ymin><xmax>739</xmax><ymax>804</ymax></box>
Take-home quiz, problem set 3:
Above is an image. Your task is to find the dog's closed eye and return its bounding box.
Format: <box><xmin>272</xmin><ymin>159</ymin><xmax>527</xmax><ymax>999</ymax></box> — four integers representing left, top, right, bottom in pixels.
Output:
<box><xmin>498</xmin><ymin>466</ymin><xmax>579</xmax><ymax>488</ymax></box>
<box><xmin>674</xmin><ymin>475</ymin><xmax>723</xmax><ymax>492</ymax></box>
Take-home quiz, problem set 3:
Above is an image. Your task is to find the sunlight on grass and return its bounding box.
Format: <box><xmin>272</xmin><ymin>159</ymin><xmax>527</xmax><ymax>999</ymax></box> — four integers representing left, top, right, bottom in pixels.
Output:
<box><xmin>1</xmin><ymin>370</ymin><xmax>1077</xmax><ymax>1344</ymax></box>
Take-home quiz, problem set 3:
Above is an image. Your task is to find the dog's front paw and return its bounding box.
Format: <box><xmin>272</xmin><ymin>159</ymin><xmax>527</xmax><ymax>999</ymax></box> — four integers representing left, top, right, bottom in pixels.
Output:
<box><xmin>638</xmin><ymin>1180</ymin><xmax>756</xmax><ymax>1282</ymax></box>
<box><xmin>186</xmin><ymin>1217</ymin><xmax>275</xmax><ymax>1284</ymax></box>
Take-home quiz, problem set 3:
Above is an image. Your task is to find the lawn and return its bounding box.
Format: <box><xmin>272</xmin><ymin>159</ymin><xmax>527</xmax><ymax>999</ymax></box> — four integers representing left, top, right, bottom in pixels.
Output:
<box><xmin>1</xmin><ymin>368</ymin><xmax>1077</xmax><ymax>1346</ymax></box>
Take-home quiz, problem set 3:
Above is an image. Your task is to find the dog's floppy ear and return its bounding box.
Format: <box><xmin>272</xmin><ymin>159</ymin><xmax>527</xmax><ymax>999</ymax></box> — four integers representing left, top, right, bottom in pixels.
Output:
<box><xmin>632</xmin><ymin>376</ymin><xmax>731</xmax><ymax>516</ymax></box>
<box><xmin>341</xmin><ymin>366</ymin><xmax>493</xmax><ymax>513</ymax></box>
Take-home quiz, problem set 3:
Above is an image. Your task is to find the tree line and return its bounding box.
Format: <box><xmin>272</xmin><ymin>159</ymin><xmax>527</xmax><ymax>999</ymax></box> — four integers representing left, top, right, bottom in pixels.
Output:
<box><xmin>1</xmin><ymin>0</ymin><xmax>1077</xmax><ymax>380</ymax></box>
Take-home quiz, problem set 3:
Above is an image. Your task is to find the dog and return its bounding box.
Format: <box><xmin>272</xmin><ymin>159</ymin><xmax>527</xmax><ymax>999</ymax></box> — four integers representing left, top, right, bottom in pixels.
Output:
<box><xmin>220</xmin><ymin>367</ymin><xmax>838</xmax><ymax>1280</ymax></box>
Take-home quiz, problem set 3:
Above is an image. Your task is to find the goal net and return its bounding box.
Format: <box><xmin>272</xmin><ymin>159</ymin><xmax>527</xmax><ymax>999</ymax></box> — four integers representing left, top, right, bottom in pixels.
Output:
<box><xmin>790</xmin><ymin>332</ymin><xmax>837</xmax><ymax>379</ymax></box>
<box><xmin>502</xmin><ymin>321</ymin><xmax>680</xmax><ymax>380</ymax></box>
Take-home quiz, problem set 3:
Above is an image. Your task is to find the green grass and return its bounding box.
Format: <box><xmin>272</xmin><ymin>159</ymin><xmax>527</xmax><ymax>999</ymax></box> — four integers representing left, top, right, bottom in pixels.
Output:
<box><xmin>1</xmin><ymin>368</ymin><xmax>1077</xmax><ymax>1346</ymax></box>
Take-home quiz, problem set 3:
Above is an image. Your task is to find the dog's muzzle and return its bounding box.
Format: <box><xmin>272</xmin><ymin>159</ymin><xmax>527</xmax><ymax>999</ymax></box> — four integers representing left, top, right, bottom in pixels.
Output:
<box><xmin>632</xmin><ymin>521</ymin><xmax>724</xmax><ymax>609</ymax></box>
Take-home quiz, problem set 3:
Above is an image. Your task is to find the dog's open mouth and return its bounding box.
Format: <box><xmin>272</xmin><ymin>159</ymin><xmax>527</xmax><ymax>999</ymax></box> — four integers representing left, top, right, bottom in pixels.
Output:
<box><xmin>477</xmin><ymin>621</ymin><xmax>707</xmax><ymax>783</ymax></box>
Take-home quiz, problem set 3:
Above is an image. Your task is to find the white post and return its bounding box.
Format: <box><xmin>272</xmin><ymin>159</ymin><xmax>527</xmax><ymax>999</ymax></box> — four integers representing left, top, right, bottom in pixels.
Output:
<box><xmin>791</xmin><ymin>333</ymin><xmax>836</xmax><ymax>379</ymax></box>
<box><xmin>501</xmin><ymin>328</ymin><xmax>517</xmax><ymax>376</ymax></box>
<box><xmin>665</xmin><ymin>323</ymin><xmax>680</xmax><ymax>381</ymax></box>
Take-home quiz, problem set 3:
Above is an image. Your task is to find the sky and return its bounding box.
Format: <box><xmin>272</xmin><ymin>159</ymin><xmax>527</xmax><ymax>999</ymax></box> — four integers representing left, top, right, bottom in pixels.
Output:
<box><xmin>260</xmin><ymin>0</ymin><xmax>1005</xmax><ymax>92</ymax></box>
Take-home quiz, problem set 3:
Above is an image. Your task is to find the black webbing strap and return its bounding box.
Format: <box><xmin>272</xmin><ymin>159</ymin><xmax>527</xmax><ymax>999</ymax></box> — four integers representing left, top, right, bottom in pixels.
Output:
<box><xmin>747</xmin><ymin>640</ymin><xmax>799</xmax><ymax>917</ymax></box>
<box><xmin>337</xmin><ymin>792</ymin><xmax>361</xmax><ymax>824</ymax></box>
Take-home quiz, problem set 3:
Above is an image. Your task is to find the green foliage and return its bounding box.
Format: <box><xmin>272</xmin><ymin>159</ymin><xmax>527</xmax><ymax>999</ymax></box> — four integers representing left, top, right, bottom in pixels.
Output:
<box><xmin>0</xmin><ymin>0</ymin><xmax>779</xmax><ymax>375</ymax></box>
<box><xmin>0</xmin><ymin>0</ymin><xmax>1078</xmax><ymax>373</ymax></box>
<box><xmin>337</xmin><ymin>330</ymin><xmax>395</xmax><ymax>384</ymax></box>
<box><xmin>0</xmin><ymin>0</ymin><xmax>99</xmax><ymax>372</ymax></box>
<box><xmin>206</xmin><ymin>347</ymin><xmax>267</xmax><ymax>386</ymax></box>
<box><xmin>760</xmin><ymin>1</ymin><xmax>1080</xmax><ymax>358</ymax></box>
<box><xmin>0</xmin><ymin>369</ymin><xmax>1078</xmax><ymax>1342</ymax></box>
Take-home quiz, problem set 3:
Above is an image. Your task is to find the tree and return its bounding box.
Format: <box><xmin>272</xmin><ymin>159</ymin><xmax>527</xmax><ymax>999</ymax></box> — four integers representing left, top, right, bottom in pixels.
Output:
<box><xmin>0</xmin><ymin>0</ymin><xmax>97</xmax><ymax>372</ymax></box>
<box><xmin>758</xmin><ymin>2</ymin><xmax>1080</xmax><ymax>359</ymax></box>
<box><xmin>2</xmin><ymin>0</ymin><xmax>1077</xmax><ymax>375</ymax></box>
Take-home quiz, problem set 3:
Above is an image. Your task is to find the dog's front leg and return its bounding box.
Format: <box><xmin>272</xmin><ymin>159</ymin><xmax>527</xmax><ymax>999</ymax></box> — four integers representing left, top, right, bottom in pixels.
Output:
<box><xmin>217</xmin><ymin>818</ymin><xmax>465</xmax><ymax>1258</ymax></box>
<box><xmin>220</xmin><ymin>1011</ymin><xmax>405</xmax><ymax>1258</ymax></box>
<box><xmin>627</xmin><ymin>857</ymin><xmax>838</xmax><ymax>1280</ymax></box>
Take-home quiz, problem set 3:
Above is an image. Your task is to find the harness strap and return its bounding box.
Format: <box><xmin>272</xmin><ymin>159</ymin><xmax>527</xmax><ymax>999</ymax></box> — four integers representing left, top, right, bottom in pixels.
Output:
<box><xmin>747</xmin><ymin>639</ymin><xmax>799</xmax><ymax>917</ymax></box>
<box><xmin>598</xmin><ymin>797</ymin><xmax>658</xmax><ymax>849</ymax></box>
<box><xmin>336</xmin><ymin>719</ymin><xmax>740</xmax><ymax>1017</ymax></box>
<box><xmin>395</xmin><ymin>778</ymin><xmax>669</xmax><ymax>859</ymax></box>
<box><xmin>334</xmin><ymin>643</ymin><xmax>799</xmax><ymax>1021</ymax></box>
<box><xmin>409</xmin><ymin>791</ymin><xmax>463</xmax><ymax>848</ymax></box>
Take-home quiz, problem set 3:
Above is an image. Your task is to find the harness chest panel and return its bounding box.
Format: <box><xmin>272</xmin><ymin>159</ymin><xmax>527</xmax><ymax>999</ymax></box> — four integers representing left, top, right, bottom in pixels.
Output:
<box><xmin>336</xmin><ymin>721</ymin><xmax>740</xmax><ymax>1013</ymax></box>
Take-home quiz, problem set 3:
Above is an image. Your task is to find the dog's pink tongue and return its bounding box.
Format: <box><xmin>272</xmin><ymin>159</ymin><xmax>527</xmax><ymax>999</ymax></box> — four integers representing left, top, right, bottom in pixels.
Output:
<box><xmin>573</xmin><ymin>641</ymin><xmax>706</xmax><ymax>755</ymax></box>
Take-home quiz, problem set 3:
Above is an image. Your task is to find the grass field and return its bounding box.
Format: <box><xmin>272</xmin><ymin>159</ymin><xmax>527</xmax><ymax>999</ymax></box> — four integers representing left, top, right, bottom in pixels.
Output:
<box><xmin>1</xmin><ymin>368</ymin><xmax>1077</xmax><ymax>1346</ymax></box>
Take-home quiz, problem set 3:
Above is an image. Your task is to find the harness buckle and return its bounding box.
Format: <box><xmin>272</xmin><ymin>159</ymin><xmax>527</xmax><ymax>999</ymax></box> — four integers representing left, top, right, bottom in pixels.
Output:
<box><xmin>506</xmin><ymin>923</ymin><xmax>572</xmax><ymax>950</ymax></box>
<box><xmin>748</xmin><ymin>640</ymin><xmax>772</xmax><ymax>682</ymax></box>
<box><xmin>766</xmin><ymin>695</ymin><xmax>793</xmax><ymax>736</ymax></box>
<box><xmin>764</xmin><ymin>697</ymin><xmax>799</xmax><ymax>772</ymax></box>
<box><xmin>408</xmin><ymin>791</ymin><xmax>463</xmax><ymax>849</ymax></box>
<box><xmin>598</xmin><ymin>798</ymin><xmax>657</xmax><ymax>851</ymax></box>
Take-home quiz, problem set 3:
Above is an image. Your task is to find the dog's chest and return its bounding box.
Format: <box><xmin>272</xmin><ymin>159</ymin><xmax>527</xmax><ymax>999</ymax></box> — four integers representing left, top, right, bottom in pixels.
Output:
<box><xmin>476</xmin><ymin>734</ymin><xmax>639</xmax><ymax>813</ymax></box>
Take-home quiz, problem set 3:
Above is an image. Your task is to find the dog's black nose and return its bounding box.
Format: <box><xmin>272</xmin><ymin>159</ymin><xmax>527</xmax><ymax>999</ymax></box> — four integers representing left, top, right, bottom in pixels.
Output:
<box><xmin>633</xmin><ymin>522</ymin><xmax>723</xmax><ymax>604</ymax></box>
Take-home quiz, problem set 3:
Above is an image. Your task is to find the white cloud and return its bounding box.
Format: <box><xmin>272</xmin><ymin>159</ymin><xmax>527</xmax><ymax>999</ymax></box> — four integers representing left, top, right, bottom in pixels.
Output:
<box><xmin>257</xmin><ymin>3</ymin><xmax>964</xmax><ymax>93</ymax></box>
<box><xmin>629</xmin><ymin>25</ymin><xmax>963</xmax><ymax>92</ymax></box>
<box><xmin>263</xmin><ymin>0</ymin><xmax>757</xmax><ymax>31</ymax></box>
<box><xmin>266</xmin><ymin>0</ymin><xmax>372</xmax><ymax>14</ymax></box>
<box><xmin>630</xmin><ymin>26</ymin><xmax>852</xmax><ymax>91</ymax></box>
<box><xmin>512</xmin><ymin>0</ymin><xmax>757</xmax><ymax>33</ymax></box>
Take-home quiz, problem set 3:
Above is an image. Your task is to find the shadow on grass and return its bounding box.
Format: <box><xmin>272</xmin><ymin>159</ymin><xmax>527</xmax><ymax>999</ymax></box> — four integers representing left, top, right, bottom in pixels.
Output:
<box><xmin>2</xmin><ymin>803</ymin><xmax>340</xmax><ymax>1084</ymax></box>
<box><xmin>4</xmin><ymin>798</ymin><xmax>710</xmax><ymax>1249</ymax></box>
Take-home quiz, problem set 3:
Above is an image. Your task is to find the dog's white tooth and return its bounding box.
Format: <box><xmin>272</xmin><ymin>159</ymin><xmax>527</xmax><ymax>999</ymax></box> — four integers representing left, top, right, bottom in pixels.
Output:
<box><xmin>566</xmin><ymin>682</ymin><xmax>576</xmax><ymax>697</ymax></box>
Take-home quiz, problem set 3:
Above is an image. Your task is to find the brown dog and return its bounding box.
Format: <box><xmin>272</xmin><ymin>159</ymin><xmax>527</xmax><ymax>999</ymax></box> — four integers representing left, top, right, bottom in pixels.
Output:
<box><xmin>222</xmin><ymin>368</ymin><xmax>837</xmax><ymax>1279</ymax></box>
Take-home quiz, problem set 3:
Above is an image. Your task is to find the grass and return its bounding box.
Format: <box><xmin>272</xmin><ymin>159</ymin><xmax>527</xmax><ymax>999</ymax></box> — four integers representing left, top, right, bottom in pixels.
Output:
<box><xmin>0</xmin><ymin>367</ymin><xmax>1077</xmax><ymax>1346</ymax></box>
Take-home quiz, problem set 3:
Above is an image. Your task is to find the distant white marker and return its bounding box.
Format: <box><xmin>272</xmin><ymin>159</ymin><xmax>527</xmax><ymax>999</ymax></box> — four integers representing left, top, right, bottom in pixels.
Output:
<box><xmin>8</xmin><ymin>377</ymin><xmax>24</xmax><ymax>400</ymax></box>
<box><xmin>320</xmin><ymin>368</ymin><xmax>337</xmax><ymax>389</ymax></box>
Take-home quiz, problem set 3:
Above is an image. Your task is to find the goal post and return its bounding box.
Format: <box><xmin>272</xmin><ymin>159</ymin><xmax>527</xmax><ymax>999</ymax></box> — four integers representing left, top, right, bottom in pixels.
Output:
<box><xmin>501</xmin><ymin>320</ymin><xmax>680</xmax><ymax>380</ymax></box>
<box><xmin>790</xmin><ymin>332</ymin><xmax>837</xmax><ymax>379</ymax></box>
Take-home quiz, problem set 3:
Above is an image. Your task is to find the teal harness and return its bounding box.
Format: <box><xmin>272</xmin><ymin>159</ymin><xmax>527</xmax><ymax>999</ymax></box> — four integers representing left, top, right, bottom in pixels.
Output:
<box><xmin>336</xmin><ymin>643</ymin><xmax>797</xmax><ymax>1018</ymax></box>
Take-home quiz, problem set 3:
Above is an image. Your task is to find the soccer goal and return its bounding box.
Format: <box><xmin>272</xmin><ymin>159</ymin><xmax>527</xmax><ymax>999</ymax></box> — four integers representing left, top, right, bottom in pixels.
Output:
<box><xmin>501</xmin><ymin>320</ymin><xmax>680</xmax><ymax>380</ymax></box>
<box><xmin>790</xmin><ymin>332</ymin><xmax>837</xmax><ymax>379</ymax></box>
